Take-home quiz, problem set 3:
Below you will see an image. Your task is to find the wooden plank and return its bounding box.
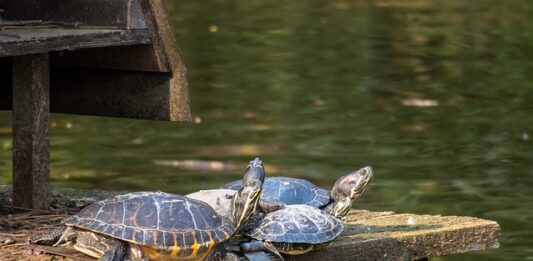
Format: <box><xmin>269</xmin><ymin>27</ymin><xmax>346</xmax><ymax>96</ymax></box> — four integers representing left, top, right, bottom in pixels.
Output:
<box><xmin>0</xmin><ymin>0</ymin><xmax>147</xmax><ymax>29</ymax></box>
<box><xmin>52</xmin><ymin>45</ymin><xmax>166</xmax><ymax>72</ymax></box>
<box><xmin>295</xmin><ymin>210</ymin><xmax>500</xmax><ymax>261</ymax></box>
<box><xmin>12</xmin><ymin>53</ymin><xmax>50</xmax><ymax>210</ymax></box>
<box><xmin>50</xmin><ymin>0</ymin><xmax>189</xmax><ymax>73</ymax></box>
<box><xmin>48</xmin><ymin>67</ymin><xmax>181</xmax><ymax>121</ymax></box>
<box><xmin>1</xmin><ymin>65</ymin><xmax>186</xmax><ymax>121</ymax></box>
<box><xmin>140</xmin><ymin>0</ymin><xmax>191</xmax><ymax>121</ymax></box>
<box><xmin>0</xmin><ymin>28</ymin><xmax>151</xmax><ymax>58</ymax></box>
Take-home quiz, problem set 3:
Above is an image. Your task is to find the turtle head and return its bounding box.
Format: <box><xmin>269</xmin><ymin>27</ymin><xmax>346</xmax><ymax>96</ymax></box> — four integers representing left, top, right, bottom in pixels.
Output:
<box><xmin>231</xmin><ymin>157</ymin><xmax>265</xmax><ymax>229</ymax></box>
<box><xmin>328</xmin><ymin>166</ymin><xmax>373</xmax><ymax>218</ymax></box>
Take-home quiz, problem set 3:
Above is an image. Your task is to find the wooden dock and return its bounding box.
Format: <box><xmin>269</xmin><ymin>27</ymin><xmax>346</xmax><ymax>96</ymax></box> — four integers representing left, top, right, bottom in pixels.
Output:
<box><xmin>298</xmin><ymin>210</ymin><xmax>499</xmax><ymax>260</ymax></box>
<box><xmin>0</xmin><ymin>186</ymin><xmax>500</xmax><ymax>261</ymax></box>
<box><xmin>0</xmin><ymin>0</ymin><xmax>191</xmax><ymax>211</ymax></box>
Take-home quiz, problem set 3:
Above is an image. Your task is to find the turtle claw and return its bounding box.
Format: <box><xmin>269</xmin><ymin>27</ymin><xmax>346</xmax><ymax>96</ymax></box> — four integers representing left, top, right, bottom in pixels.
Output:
<box><xmin>240</xmin><ymin>241</ymin><xmax>284</xmax><ymax>261</ymax></box>
<box><xmin>52</xmin><ymin>227</ymin><xmax>76</xmax><ymax>246</ymax></box>
<box><xmin>263</xmin><ymin>242</ymin><xmax>283</xmax><ymax>260</ymax></box>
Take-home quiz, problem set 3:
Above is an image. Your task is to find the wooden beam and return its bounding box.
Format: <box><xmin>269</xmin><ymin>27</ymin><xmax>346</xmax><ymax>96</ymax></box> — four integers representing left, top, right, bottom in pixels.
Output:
<box><xmin>295</xmin><ymin>210</ymin><xmax>500</xmax><ymax>261</ymax></box>
<box><xmin>12</xmin><ymin>53</ymin><xmax>50</xmax><ymax>210</ymax></box>
<box><xmin>0</xmin><ymin>0</ymin><xmax>147</xmax><ymax>29</ymax></box>
<box><xmin>0</xmin><ymin>29</ymin><xmax>152</xmax><ymax>58</ymax></box>
<box><xmin>49</xmin><ymin>67</ymin><xmax>178</xmax><ymax>121</ymax></box>
<box><xmin>140</xmin><ymin>0</ymin><xmax>191</xmax><ymax>121</ymax></box>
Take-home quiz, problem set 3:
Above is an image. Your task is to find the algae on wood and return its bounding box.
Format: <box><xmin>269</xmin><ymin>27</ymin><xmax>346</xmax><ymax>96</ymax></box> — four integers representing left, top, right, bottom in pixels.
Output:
<box><xmin>295</xmin><ymin>210</ymin><xmax>500</xmax><ymax>261</ymax></box>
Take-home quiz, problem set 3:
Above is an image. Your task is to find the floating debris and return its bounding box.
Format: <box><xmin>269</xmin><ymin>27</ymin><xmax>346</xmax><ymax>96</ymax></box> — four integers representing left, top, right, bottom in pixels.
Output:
<box><xmin>401</xmin><ymin>98</ymin><xmax>439</xmax><ymax>107</ymax></box>
<box><xmin>131</xmin><ymin>138</ymin><xmax>143</xmax><ymax>145</ymax></box>
<box><xmin>153</xmin><ymin>159</ymin><xmax>242</xmax><ymax>171</ymax></box>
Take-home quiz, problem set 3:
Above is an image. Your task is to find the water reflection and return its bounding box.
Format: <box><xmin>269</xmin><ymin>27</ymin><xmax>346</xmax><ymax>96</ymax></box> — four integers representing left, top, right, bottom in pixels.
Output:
<box><xmin>1</xmin><ymin>0</ymin><xmax>533</xmax><ymax>259</ymax></box>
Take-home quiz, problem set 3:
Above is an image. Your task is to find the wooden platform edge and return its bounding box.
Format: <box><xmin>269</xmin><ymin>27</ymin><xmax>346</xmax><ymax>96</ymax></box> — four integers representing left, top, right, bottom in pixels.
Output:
<box><xmin>141</xmin><ymin>0</ymin><xmax>191</xmax><ymax>122</ymax></box>
<box><xmin>295</xmin><ymin>210</ymin><xmax>500</xmax><ymax>261</ymax></box>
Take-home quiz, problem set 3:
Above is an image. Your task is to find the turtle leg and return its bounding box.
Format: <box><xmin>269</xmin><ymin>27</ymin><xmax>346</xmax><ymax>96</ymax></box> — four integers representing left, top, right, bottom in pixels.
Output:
<box><xmin>240</xmin><ymin>241</ymin><xmax>283</xmax><ymax>261</ymax></box>
<box><xmin>30</xmin><ymin>226</ymin><xmax>75</xmax><ymax>246</ymax></box>
<box><xmin>125</xmin><ymin>244</ymin><xmax>148</xmax><ymax>261</ymax></box>
<box><xmin>97</xmin><ymin>239</ymin><xmax>127</xmax><ymax>261</ymax></box>
<box><xmin>243</xmin><ymin>251</ymin><xmax>283</xmax><ymax>261</ymax></box>
<box><xmin>223</xmin><ymin>252</ymin><xmax>241</xmax><ymax>261</ymax></box>
<box><xmin>74</xmin><ymin>231</ymin><xmax>127</xmax><ymax>260</ymax></box>
<box><xmin>53</xmin><ymin>226</ymin><xmax>77</xmax><ymax>246</ymax></box>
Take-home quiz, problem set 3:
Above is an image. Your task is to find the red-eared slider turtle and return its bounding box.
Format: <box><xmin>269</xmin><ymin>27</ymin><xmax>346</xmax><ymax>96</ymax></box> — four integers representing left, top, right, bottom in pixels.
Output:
<box><xmin>30</xmin><ymin>158</ymin><xmax>266</xmax><ymax>261</ymax></box>
<box><xmin>240</xmin><ymin>204</ymin><xmax>344</xmax><ymax>256</ymax></box>
<box><xmin>222</xmin><ymin>166</ymin><xmax>373</xmax><ymax>218</ymax></box>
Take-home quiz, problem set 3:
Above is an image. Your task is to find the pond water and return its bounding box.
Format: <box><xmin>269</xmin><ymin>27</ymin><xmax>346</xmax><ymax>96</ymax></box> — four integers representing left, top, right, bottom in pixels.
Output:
<box><xmin>1</xmin><ymin>0</ymin><xmax>532</xmax><ymax>259</ymax></box>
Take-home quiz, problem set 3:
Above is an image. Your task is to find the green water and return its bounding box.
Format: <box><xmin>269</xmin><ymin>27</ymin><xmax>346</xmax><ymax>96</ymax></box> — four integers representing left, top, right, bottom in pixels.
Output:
<box><xmin>1</xmin><ymin>0</ymin><xmax>533</xmax><ymax>259</ymax></box>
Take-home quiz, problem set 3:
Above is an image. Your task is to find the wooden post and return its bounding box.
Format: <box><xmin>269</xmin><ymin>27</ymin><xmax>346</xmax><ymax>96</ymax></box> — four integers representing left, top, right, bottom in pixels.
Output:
<box><xmin>12</xmin><ymin>53</ymin><xmax>50</xmax><ymax>210</ymax></box>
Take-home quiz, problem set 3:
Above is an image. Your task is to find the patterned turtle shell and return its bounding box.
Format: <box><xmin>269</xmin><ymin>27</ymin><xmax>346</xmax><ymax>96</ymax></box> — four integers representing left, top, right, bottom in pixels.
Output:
<box><xmin>222</xmin><ymin>177</ymin><xmax>331</xmax><ymax>212</ymax></box>
<box><xmin>63</xmin><ymin>191</ymin><xmax>234</xmax><ymax>258</ymax></box>
<box><xmin>245</xmin><ymin>204</ymin><xmax>343</xmax><ymax>244</ymax></box>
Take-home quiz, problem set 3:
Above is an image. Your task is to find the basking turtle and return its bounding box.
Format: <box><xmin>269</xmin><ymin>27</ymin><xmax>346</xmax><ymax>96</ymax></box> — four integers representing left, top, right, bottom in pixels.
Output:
<box><xmin>222</xmin><ymin>166</ymin><xmax>373</xmax><ymax>218</ymax></box>
<box><xmin>240</xmin><ymin>204</ymin><xmax>344</xmax><ymax>256</ymax></box>
<box><xmin>31</xmin><ymin>158</ymin><xmax>266</xmax><ymax>261</ymax></box>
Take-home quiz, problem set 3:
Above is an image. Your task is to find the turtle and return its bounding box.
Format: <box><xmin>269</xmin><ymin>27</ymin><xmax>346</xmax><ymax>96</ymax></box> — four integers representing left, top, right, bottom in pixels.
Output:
<box><xmin>222</xmin><ymin>166</ymin><xmax>373</xmax><ymax>219</ymax></box>
<box><xmin>239</xmin><ymin>204</ymin><xmax>344</xmax><ymax>256</ymax></box>
<box><xmin>30</xmin><ymin>157</ymin><xmax>266</xmax><ymax>261</ymax></box>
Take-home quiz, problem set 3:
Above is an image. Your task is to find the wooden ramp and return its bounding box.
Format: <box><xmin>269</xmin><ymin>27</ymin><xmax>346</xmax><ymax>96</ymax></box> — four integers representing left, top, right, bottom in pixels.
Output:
<box><xmin>295</xmin><ymin>210</ymin><xmax>500</xmax><ymax>260</ymax></box>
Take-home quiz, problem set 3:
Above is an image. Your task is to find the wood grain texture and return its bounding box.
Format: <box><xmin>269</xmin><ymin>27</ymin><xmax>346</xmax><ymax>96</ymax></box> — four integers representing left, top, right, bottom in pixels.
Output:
<box><xmin>49</xmin><ymin>67</ymin><xmax>176</xmax><ymax>121</ymax></box>
<box><xmin>0</xmin><ymin>28</ymin><xmax>152</xmax><ymax>58</ymax></box>
<box><xmin>0</xmin><ymin>0</ymin><xmax>146</xmax><ymax>29</ymax></box>
<box><xmin>140</xmin><ymin>0</ymin><xmax>191</xmax><ymax>122</ymax></box>
<box><xmin>291</xmin><ymin>210</ymin><xmax>500</xmax><ymax>261</ymax></box>
<box><xmin>12</xmin><ymin>53</ymin><xmax>50</xmax><ymax>210</ymax></box>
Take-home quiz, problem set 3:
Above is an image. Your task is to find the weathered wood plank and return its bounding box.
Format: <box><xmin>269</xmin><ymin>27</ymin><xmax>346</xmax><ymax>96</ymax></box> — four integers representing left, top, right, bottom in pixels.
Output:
<box><xmin>140</xmin><ymin>0</ymin><xmax>191</xmax><ymax>121</ymax></box>
<box><xmin>0</xmin><ymin>0</ymin><xmax>147</xmax><ymax>29</ymax></box>
<box><xmin>12</xmin><ymin>53</ymin><xmax>50</xmax><ymax>210</ymax></box>
<box><xmin>49</xmin><ymin>68</ymin><xmax>180</xmax><ymax>121</ymax></box>
<box><xmin>0</xmin><ymin>28</ymin><xmax>151</xmax><ymax>58</ymax></box>
<box><xmin>294</xmin><ymin>210</ymin><xmax>500</xmax><ymax>261</ymax></box>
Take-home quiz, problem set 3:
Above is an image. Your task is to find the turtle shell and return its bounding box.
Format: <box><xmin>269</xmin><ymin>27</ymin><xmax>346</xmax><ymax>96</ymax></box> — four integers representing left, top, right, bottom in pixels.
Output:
<box><xmin>63</xmin><ymin>192</ymin><xmax>234</xmax><ymax>256</ymax></box>
<box><xmin>222</xmin><ymin>177</ymin><xmax>331</xmax><ymax>212</ymax></box>
<box><xmin>186</xmin><ymin>189</ymin><xmax>236</xmax><ymax>221</ymax></box>
<box><xmin>245</xmin><ymin>205</ymin><xmax>343</xmax><ymax>244</ymax></box>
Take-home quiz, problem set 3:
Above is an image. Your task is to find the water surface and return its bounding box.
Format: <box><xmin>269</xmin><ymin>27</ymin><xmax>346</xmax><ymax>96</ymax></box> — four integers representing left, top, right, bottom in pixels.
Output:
<box><xmin>1</xmin><ymin>0</ymin><xmax>532</xmax><ymax>259</ymax></box>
